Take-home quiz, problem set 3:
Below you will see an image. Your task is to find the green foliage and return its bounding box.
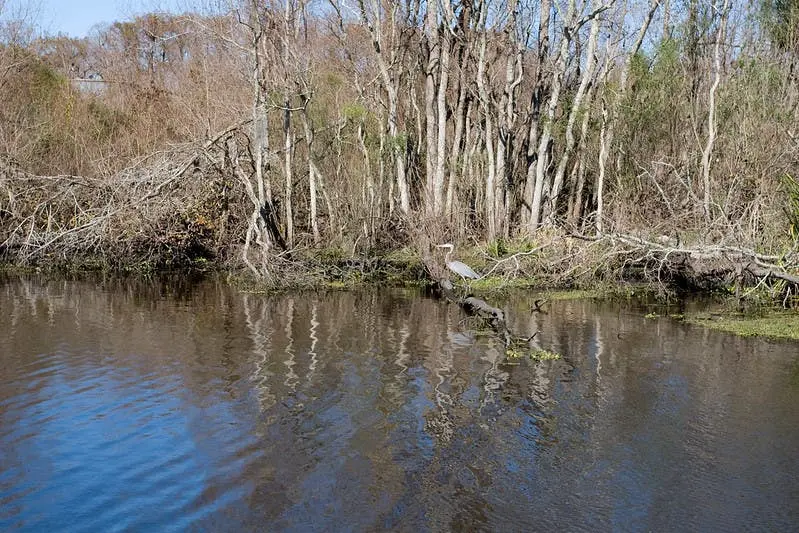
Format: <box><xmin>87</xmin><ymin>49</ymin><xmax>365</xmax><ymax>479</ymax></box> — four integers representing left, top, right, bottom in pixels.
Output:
<box><xmin>486</xmin><ymin>238</ymin><xmax>508</xmax><ymax>258</ymax></box>
<box><xmin>87</xmin><ymin>100</ymin><xmax>127</xmax><ymax>141</ymax></box>
<box><xmin>31</xmin><ymin>130</ymin><xmax>67</xmax><ymax>160</ymax></box>
<box><xmin>761</xmin><ymin>0</ymin><xmax>799</xmax><ymax>51</ymax></box>
<box><xmin>619</xmin><ymin>38</ymin><xmax>685</xmax><ymax>190</ymax></box>
<box><xmin>719</xmin><ymin>59</ymin><xmax>793</xmax><ymax>126</ymax></box>
<box><xmin>542</xmin><ymin>289</ymin><xmax>600</xmax><ymax>300</ymax></box>
<box><xmin>505</xmin><ymin>347</ymin><xmax>561</xmax><ymax>361</ymax></box>
<box><xmin>469</xmin><ymin>276</ymin><xmax>537</xmax><ymax>293</ymax></box>
<box><xmin>322</xmin><ymin>71</ymin><xmax>344</xmax><ymax>91</ymax></box>
<box><xmin>342</xmin><ymin>103</ymin><xmax>368</xmax><ymax>121</ymax></box>
<box><xmin>29</xmin><ymin>60</ymin><xmax>66</xmax><ymax>104</ymax></box>
<box><xmin>505</xmin><ymin>347</ymin><xmax>524</xmax><ymax>359</ymax></box>
<box><xmin>736</xmin><ymin>59</ymin><xmax>785</xmax><ymax>96</ymax></box>
<box><xmin>387</xmin><ymin>133</ymin><xmax>408</xmax><ymax>154</ymax></box>
<box><xmin>483</xmin><ymin>239</ymin><xmax>537</xmax><ymax>260</ymax></box>
<box><xmin>781</xmin><ymin>174</ymin><xmax>799</xmax><ymax>243</ymax></box>
<box><xmin>316</xmin><ymin>246</ymin><xmax>347</xmax><ymax>263</ymax></box>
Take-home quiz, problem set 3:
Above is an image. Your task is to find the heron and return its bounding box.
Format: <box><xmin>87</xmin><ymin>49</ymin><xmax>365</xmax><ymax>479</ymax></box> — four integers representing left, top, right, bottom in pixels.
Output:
<box><xmin>436</xmin><ymin>243</ymin><xmax>481</xmax><ymax>281</ymax></box>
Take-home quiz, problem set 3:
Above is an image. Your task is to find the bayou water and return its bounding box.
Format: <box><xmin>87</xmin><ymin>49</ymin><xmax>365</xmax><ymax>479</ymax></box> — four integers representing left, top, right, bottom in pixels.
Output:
<box><xmin>1</xmin><ymin>277</ymin><xmax>798</xmax><ymax>531</ymax></box>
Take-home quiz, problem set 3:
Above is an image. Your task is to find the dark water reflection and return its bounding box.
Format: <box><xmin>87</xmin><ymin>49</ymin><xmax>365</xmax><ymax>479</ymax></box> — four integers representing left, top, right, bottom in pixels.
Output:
<box><xmin>1</xmin><ymin>278</ymin><xmax>798</xmax><ymax>532</ymax></box>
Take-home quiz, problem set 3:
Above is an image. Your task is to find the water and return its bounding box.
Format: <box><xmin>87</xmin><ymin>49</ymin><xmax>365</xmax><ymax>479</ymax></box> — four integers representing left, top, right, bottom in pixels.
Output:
<box><xmin>1</xmin><ymin>277</ymin><xmax>798</xmax><ymax>532</ymax></box>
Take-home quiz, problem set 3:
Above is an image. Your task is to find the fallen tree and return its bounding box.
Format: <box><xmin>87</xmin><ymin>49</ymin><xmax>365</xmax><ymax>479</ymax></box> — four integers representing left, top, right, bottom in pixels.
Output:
<box><xmin>432</xmin><ymin>278</ymin><xmax>540</xmax><ymax>356</ymax></box>
<box><xmin>0</xmin><ymin>139</ymin><xmax>237</xmax><ymax>269</ymax></box>
<box><xmin>569</xmin><ymin>232</ymin><xmax>799</xmax><ymax>302</ymax></box>
<box><xmin>0</xmin><ymin>122</ymin><xmax>287</xmax><ymax>271</ymax></box>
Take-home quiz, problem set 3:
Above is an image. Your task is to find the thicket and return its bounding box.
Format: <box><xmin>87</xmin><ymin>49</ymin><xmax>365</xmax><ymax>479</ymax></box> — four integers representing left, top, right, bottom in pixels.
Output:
<box><xmin>0</xmin><ymin>0</ymin><xmax>797</xmax><ymax>294</ymax></box>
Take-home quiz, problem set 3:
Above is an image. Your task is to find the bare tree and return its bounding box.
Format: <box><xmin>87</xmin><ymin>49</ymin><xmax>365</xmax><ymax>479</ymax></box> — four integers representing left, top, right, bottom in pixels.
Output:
<box><xmin>595</xmin><ymin>0</ymin><xmax>660</xmax><ymax>233</ymax></box>
<box><xmin>547</xmin><ymin>0</ymin><xmax>610</xmax><ymax>224</ymax></box>
<box><xmin>523</xmin><ymin>0</ymin><xmax>552</xmax><ymax>232</ymax></box>
<box><xmin>700</xmin><ymin>0</ymin><xmax>731</xmax><ymax>222</ymax></box>
<box><xmin>354</xmin><ymin>0</ymin><xmax>411</xmax><ymax>214</ymax></box>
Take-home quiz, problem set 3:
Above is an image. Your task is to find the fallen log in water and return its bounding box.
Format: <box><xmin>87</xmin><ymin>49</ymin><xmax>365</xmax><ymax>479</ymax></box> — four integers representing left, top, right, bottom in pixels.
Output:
<box><xmin>570</xmin><ymin>231</ymin><xmax>799</xmax><ymax>301</ymax></box>
<box><xmin>462</xmin><ymin>296</ymin><xmax>505</xmax><ymax>323</ymax></box>
<box><xmin>434</xmin><ymin>279</ymin><xmax>538</xmax><ymax>350</ymax></box>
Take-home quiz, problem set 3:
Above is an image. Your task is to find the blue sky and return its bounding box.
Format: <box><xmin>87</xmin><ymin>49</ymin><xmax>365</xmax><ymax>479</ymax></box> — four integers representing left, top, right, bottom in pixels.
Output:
<box><xmin>22</xmin><ymin>0</ymin><xmax>185</xmax><ymax>38</ymax></box>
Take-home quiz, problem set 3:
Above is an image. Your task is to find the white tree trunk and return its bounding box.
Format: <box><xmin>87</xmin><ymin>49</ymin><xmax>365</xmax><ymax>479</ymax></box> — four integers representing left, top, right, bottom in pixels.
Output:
<box><xmin>434</xmin><ymin>30</ymin><xmax>450</xmax><ymax>216</ymax></box>
<box><xmin>358</xmin><ymin>0</ymin><xmax>410</xmax><ymax>214</ymax></box>
<box><xmin>283</xmin><ymin>100</ymin><xmax>294</xmax><ymax>248</ymax></box>
<box><xmin>445</xmin><ymin>64</ymin><xmax>468</xmax><ymax>219</ymax></box>
<box><xmin>548</xmin><ymin>0</ymin><xmax>606</xmax><ymax>222</ymax></box>
<box><xmin>530</xmin><ymin>0</ymin><xmax>577</xmax><ymax>231</ymax></box>
<box><xmin>595</xmin><ymin>0</ymin><xmax>660</xmax><ymax>233</ymax></box>
<box><xmin>301</xmin><ymin>106</ymin><xmax>320</xmax><ymax>243</ymax></box>
<box><xmin>475</xmin><ymin>0</ymin><xmax>496</xmax><ymax>238</ymax></box>
<box><xmin>524</xmin><ymin>0</ymin><xmax>552</xmax><ymax>231</ymax></box>
<box><xmin>700</xmin><ymin>0</ymin><xmax>729</xmax><ymax>222</ymax></box>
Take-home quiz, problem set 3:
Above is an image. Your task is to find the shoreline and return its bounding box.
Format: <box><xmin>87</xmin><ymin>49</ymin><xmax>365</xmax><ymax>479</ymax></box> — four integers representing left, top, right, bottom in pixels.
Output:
<box><xmin>3</xmin><ymin>249</ymin><xmax>799</xmax><ymax>341</ymax></box>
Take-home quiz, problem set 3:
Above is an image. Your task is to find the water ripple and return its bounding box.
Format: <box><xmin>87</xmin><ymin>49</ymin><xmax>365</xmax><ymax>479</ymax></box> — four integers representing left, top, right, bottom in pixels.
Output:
<box><xmin>0</xmin><ymin>280</ymin><xmax>798</xmax><ymax>531</ymax></box>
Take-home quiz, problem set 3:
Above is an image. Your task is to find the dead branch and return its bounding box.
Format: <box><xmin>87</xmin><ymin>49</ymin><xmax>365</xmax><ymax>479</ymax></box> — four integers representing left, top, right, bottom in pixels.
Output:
<box><xmin>0</xmin><ymin>121</ymin><xmax>256</xmax><ymax>267</ymax></box>
<box><xmin>570</xmin><ymin>231</ymin><xmax>799</xmax><ymax>291</ymax></box>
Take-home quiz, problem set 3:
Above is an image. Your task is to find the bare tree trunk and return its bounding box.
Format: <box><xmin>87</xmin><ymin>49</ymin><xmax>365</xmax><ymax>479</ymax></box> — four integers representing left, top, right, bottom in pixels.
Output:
<box><xmin>595</xmin><ymin>0</ymin><xmax>660</xmax><ymax>233</ymax></box>
<box><xmin>497</xmin><ymin>0</ymin><xmax>523</xmax><ymax>237</ymax></box>
<box><xmin>308</xmin><ymin>161</ymin><xmax>319</xmax><ymax>243</ymax></box>
<box><xmin>300</xmin><ymin>102</ymin><xmax>320</xmax><ymax>243</ymax></box>
<box><xmin>230</xmin><ymin>135</ymin><xmax>264</xmax><ymax>277</ymax></box>
<box><xmin>485</xmin><ymin>118</ymin><xmax>497</xmax><ymax>239</ymax></box>
<box><xmin>496</xmin><ymin>45</ymin><xmax>508</xmax><ymax>236</ymax></box>
<box><xmin>358</xmin><ymin>0</ymin><xmax>410</xmax><ymax>214</ymax></box>
<box><xmin>237</xmin><ymin>3</ymin><xmax>276</xmax><ymax>277</ymax></box>
<box><xmin>524</xmin><ymin>0</ymin><xmax>552</xmax><ymax>231</ymax></box>
<box><xmin>423</xmin><ymin>0</ymin><xmax>439</xmax><ymax>216</ymax></box>
<box><xmin>434</xmin><ymin>29</ymin><xmax>450</xmax><ymax>216</ymax></box>
<box><xmin>548</xmin><ymin>0</ymin><xmax>607</xmax><ymax>222</ymax></box>
<box><xmin>700</xmin><ymin>0</ymin><xmax>730</xmax><ymax>222</ymax></box>
<box><xmin>377</xmin><ymin>107</ymin><xmax>392</xmax><ymax>215</ymax></box>
<box><xmin>283</xmin><ymin>0</ymin><xmax>296</xmax><ymax>249</ymax></box>
<box><xmin>475</xmin><ymin>0</ymin><xmax>496</xmax><ymax>238</ymax></box>
<box><xmin>283</xmin><ymin>99</ymin><xmax>294</xmax><ymax>248</ymax></box>
<box><xmin>530</xmin><ymin>0</ymin><xmax>577</xmax><ymax>231</ymax></box>
<box><xmin>445</xmin><ymin>61</ymin><xmax>468</xmax><ymax>219</ymax></box>
<box><xmin>316</xmin><ymin>163</ymin><xmax>334</xmax><ymax>235</ymax></box>
<box><xmin>357</xmin><ymin>120</ymin><xmax>376</xmax><ymax>239</ymax></box>
<box><xmin>462</xmin><ymin>100</ymin><xmax>478</xmax><ymax>229</ymax></box>
<box><xmin>596</xmin><ymin>101</ymin><xmax>610</xmax><ymax>233</ymax></box>
<box><xmin>568</xmin><ymin>85</ymin><xmax>595</xmax><ymax>226</ymax></box>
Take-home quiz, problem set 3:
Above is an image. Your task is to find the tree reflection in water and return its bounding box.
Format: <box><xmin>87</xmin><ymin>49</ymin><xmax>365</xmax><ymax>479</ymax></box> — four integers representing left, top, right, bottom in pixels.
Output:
<box><xmin>1</xmin><ymin>276</ymin><xmax>798</xmax><ymax>531</ymax></box>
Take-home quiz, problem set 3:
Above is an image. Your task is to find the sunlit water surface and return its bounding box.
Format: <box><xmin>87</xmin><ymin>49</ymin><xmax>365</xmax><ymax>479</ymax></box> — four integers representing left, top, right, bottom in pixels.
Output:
<box><xmin>1</xmin><ymin>277</ymin><xmax>798</xmax><ymax>532</ymax></box>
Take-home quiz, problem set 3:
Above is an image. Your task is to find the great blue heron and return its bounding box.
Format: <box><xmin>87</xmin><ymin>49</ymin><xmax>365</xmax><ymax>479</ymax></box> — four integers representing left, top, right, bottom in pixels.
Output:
<box><xmin>436</xmin><ymin>243</ymin><xmax>481</xmax><ymax>281</ymax></box>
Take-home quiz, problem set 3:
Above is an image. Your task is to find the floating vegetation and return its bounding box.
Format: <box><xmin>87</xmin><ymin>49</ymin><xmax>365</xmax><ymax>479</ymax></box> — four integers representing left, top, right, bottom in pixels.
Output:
<box><xmin>503</xmin><ymin>347</ymin><xmax>561</xmax><ymax>362</ymax></box>
<box><xmin>530</xmin><ymin>349</ymin><xmax>562</xmax><ymax>361</ymax></box>
<box><xmin>505</xmin><ymin>347</ymin><xmax>524</xmax><ymax>359</ymax></box>
<box><xmin>686</xmin><ymin>312</ymin><xmax>799</xmax><ymax>341</ymax></box>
